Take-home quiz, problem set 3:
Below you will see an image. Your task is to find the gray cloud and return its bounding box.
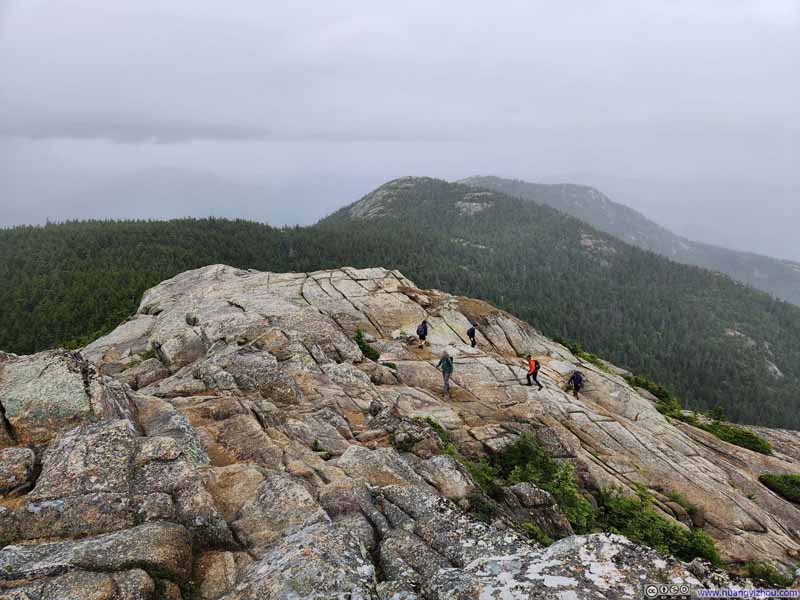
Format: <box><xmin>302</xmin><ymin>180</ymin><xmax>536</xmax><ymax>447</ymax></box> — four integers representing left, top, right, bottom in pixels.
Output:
<box><xmin>0</xmin><ymin>0</ymin><xmax>798</xmax><ymax>257</ymax></box>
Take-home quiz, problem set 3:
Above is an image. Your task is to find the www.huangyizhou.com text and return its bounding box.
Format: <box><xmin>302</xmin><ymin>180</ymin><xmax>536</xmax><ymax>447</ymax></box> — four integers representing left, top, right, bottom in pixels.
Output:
<box><xmin>695</xmin><ymin>589</ymin><xmax>799</xmax><ymax>598</ymax></box>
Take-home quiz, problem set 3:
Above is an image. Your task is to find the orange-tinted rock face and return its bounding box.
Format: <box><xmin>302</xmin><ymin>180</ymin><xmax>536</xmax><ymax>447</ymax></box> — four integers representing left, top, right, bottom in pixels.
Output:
<box><xmin>0</xmin><ymin>264</ymin><xmax>797</xmax><ymax>598</ymax></box>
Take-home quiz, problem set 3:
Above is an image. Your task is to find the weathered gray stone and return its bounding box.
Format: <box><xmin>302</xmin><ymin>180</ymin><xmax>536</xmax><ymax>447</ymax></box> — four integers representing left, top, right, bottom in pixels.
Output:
<box><xmin>30</xmin><ymin>420</ymin><xmax>135</xmax><ymax>500</ymax></box>
<box><xmin>0</xmin><ymin>522</ymin><xmax>192</xmax><ymax>582</ymax></box>
<box><xmin>1</xmin><ymin>264</ymin><xmax>798</xmax><ymax>597</ymax></box>
<box><xmin>0</xmin><ymin>352</ymin><xmax>93</xmax><ymax>445</ymax></box>
<box><xmin>220</xmin><ymin>521</ymin><xmax>374</xmax><ymax>600</ymax></box>
<box><xmin>0</xmin><ymin>569</ymin><xmax>155</xmax><ymax>600</ymax></box>
<box><xmin>0</xmin><ymin>447</ymin><xmax>34</xmax><ymax>495</ymax></box>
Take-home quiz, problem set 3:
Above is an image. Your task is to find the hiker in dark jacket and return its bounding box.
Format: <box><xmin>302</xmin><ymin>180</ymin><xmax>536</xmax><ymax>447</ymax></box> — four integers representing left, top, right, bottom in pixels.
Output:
<box><xmin>416</xmin><ymin>319</ymin><xmax>430</xmax><ymax>349</ymax></box>
<box><xmin>567</xmin><ymin>370</ymin><xmax>584</xmax><ymax>399</ymax></box>
<box><xmin>526</xmin><ymin>355</ymin><xmax>543</xmax><ymax>390</ymax></box>
<box><xmin>436</xmin><ymin>351</ymin><xmax>454</xmax><ymax>394</ymax></box>
<box><xmin>467</xmin><ymin>324</ymin><xmax>477</xmax><ymax>348</ymax></box>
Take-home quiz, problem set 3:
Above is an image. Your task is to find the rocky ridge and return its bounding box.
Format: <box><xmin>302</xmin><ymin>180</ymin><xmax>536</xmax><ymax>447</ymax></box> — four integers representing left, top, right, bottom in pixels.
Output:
<box><xmin>1</xmin><ymin>264</ymin><xmax>799</xmax><ymax>599</ymax></box>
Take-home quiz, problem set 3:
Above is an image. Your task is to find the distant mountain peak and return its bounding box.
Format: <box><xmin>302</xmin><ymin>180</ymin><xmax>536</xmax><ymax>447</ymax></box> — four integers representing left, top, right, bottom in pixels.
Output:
<box><xmin>463</xmin><ymin>175</ymin><xmax>800</xmax><ymax>306</ymax></box>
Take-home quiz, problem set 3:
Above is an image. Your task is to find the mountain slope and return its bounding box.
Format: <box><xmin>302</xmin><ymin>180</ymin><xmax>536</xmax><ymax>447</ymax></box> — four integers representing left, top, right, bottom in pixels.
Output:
<box><xmin>461</xmin><ymin>175</ymin><xmax>800</xmax><ymax>305</ymax></box>
<box><xmin>0</xmin><ymin>265</ymin><xmax>797</xmax><ymax>599</ymax></box>
<box><xmin>1</xmin><ymin>177</ymin><xmax>800</xmax><ymax>429</ymax></box>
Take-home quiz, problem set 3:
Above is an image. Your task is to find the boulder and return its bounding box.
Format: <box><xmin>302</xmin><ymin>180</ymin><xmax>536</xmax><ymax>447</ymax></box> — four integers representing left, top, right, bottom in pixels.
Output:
<box><xmin>0</xmin><ymin>352</ymin><xmax>95</xmax><ymax>445</ymax></box>
<box><xmin>0</xmin><ymin>569</ymin><xmax>155</xmax><ymax>600</ymax></box>
<box><xmin>0</xmin><ymin>522</ymin><xmax>192</xmax><ymax>582</ymax></box>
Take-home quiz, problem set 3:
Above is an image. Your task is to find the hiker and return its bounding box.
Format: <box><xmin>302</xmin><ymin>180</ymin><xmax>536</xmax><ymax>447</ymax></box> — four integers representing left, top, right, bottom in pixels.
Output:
<box><xmin>416</xmin><ymin>319</ymin><xmax>430</xmax><ymax>349</ymax></box>
<box><xmin>526</xmin><ymin>355</ymin><xmax>543</xmax><ymax>390</ymax></box>
<box><xmin>467</xmin><ymin>323</ymin><xmax>477</xmax><ymax>348</ymax></box>
<box><xmin>567</xmin><ymin>370</ymin><xmax>584</xmax><ymax>399</ymax></box>
<box><xmin>436</xmin><ymin>350</ymin><xmax>454</xmax><ymax>394</ymax></box>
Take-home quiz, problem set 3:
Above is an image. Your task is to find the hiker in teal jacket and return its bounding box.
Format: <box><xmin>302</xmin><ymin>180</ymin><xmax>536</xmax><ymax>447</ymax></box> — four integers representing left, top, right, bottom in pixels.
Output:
<box><xmin>436</xmin><ymin>351</ymin><xmax>454</xmax><ymax>394</ymax></box>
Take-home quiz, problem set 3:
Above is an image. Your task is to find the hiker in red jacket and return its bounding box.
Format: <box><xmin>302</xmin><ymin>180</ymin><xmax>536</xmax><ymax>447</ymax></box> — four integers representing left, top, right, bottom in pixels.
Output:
<box><xmin>526</xmin><ymin>355</ymin><xmax>543</xmax><ymax>390</ymax></box>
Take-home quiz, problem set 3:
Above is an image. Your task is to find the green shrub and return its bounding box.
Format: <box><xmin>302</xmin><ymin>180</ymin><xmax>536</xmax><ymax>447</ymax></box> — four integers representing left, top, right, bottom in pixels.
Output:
<box><xmin>493</xmin><ymin>434</ymin><xmax>594</xmax><ymax>533</ymax></box>
<box><xmin>666</xmin><ymin>490</ymin><xmax>699</xmax><ymax>520</ymax></box>
<box><xmin>494</xmin><ymin>434</ymin><xmax>559</xmax><ymax>483</ymax></box>
<box><xmin>671</xmin><ymin>411</ymin><xmax>700</xmax><ymax>426</ymax></box>
<box><xmin>381</xmin><ymin>361</ymin><xmax>398</xmax><ymax>371</ymax></box>
<box><xmin>625</xmin><ymin>373</ymin><xmax>682</xmax><ymax>415</ymax></box>
<box><xmin>425</xmin><ymin>417</ymin><xmax>453</xmax><ymax>446</ymax></box>
<box><xmin>546</xmin><ymin>463</ymin><xmax>595</xmax><ymax>534</ymax></box>
<box><xmin>463</xmin><ymin>459</ymin><xmax>504</xmax><ymax>499</ymax></box>
<box><xmin>627</xmin><ymin>371</ymin><xmax>772</xmax><ymax>455</ymax></box>
<box><xmin>466</xmin><ymin>490</ymin><xmax>497</xmax><ymax>523</ymax></box>
<box><xmin>522</xmin><ymin>522</ymin><xmax>553</xmax><ymax>546</ymax></box>
<box><xmin>555</xmin><ymin>337</ymin><xmax>609</xmax><ymax>372</ymax></box>
<box><xmin>595</xmin><ymin>487</ymin><xmax>720</xmax><ymax>564</ymax></box>
<box><xmin>353</xmin><ymin>329</ymin><xmax>380</xmax><ymax>361</ymax></box>
<box><xmin>701</xmin><ymin>420</ymin><xmax>772</xmax><ymax>455</ymax></box>
<box><xmin>138</xmin><ymin>346</ymin><xmax>157</xmax><ymax>361</ymax></box>
<box><xmin>311</xmin><ymin>439</ymin><xmax>331</xmax><ymax>459</ymax></box>
<box><xmin>743</xmin><ymin>561</ymin><xmax>795</xmax><ymax>587</ymax></box>
<box><xmin>759</xmin><ymin>473</ymin><xmax>800</xmax><ymax>503</ymax></box>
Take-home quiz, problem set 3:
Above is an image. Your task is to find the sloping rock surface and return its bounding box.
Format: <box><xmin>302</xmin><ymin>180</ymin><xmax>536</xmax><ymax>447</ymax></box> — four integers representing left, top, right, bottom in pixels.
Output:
<box><xmin>1</xmin><ymin>264</ymin><xmax>799</xmax><ymax>599</ymax></box>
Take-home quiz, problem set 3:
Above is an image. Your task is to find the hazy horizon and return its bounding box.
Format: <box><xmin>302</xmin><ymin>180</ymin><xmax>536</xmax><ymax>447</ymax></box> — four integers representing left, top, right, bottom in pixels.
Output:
<box><xmin>1</xmin><ymin>1</ymin><xmax>798</xmax><ymax>259</ymax></box>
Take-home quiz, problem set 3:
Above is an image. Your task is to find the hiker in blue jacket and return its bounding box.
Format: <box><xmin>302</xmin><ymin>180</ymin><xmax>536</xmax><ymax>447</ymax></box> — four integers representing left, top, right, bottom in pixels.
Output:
<box><xmin>467</xmin><ymin>323</ymin><xmax>478</xmax><ymax>348</ymax></box>
<box><xmin>416</xmin><ymin>319</ymin><xmax>430</xmax><ymax>349</ymax></box>
<box><xmin>567</xmin><ymin>370</ymin><xmax>585</xmax><ymax>399</ymax></box>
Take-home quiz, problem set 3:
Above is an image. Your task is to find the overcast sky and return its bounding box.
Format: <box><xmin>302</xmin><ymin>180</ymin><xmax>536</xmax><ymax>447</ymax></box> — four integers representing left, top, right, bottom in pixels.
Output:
<box><xmin>1</xmin><ymin>1</ymin><xmax>798</xmax><ymax>258</ymax></box>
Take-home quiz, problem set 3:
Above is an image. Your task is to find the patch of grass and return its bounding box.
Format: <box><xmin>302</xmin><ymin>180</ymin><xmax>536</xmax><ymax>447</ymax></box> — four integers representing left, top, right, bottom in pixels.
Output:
<box><xmin>522</xmin><ymin>522</ymin><xmax>554</xmax><ymax>546</ymax></box>
<box><xmin>744</xmin><ymin>561</ymin><xmax>795</xmax><ymax>587</ymax></box>
<box><xmin>353</xmin><ymin>329</ymin><xmax>380</xmax><ymax>361</ymax></box>
<box><xmin>759</xmin><ymin>473</ymin><xmax>800</xmax><ymax>503</ymax></box>
<box><xmin>381</xmin><ymin>361</ymin><xmax>398</xmax><ymax>371</ymax></box>
<box><xmin>595</xmin><ymin>486</ymin><xmax>720</xmax><ymax>564</ymax></box>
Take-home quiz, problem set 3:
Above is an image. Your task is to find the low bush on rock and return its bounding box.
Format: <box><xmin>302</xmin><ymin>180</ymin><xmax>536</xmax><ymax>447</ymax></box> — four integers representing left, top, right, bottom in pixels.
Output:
<box><xmin>626</xmin><ymin>373</ymin><xmax>772</xmax><ymax>455</ymax></box>
<box><xmin>446</xmin><ymin>433</ymin><xmax>720</xmax><ymax>563</ymax></box>
<box><xmin>493</xmin><ymin>434</ymin><xmax>595</xmax><ymax>534</ymax></box>
<box><xmin>522</xmin><ymin>522</ymin><xmax>554</xmax><ymax>546</ymax></box>
<box><xmin>697</xmin><ymin>420</ymin><xmax>772</xmax><ymax>455</ymax></box>
<box><xmin>743</xmin><ymin>560</ymin><xmax>795</xmax><ymax>587</ymax></box>
<box><xmin>759</xmin><ymin>473</ymin><xmax>800</xmax><ymax>503</ymax></box>
<box><xmin>353</xmin><ymin>329</ymin><xmax>380</xmax><ymax>361</ymax></box>
<box><xmin>555</xmin><ymin>337</ymin><xmax>609</xmax><ymax>372</ymax></box>
<box><xmin>414</xmin><ymin>416</ymin><xmax>452</xmax><ymax>447</ymax></box>
<box><xmin>666</xmin><ymin>490</ymin><xmax>699</xmax><ymax>521</ymax></box>
<box><xmin>625</xmin><ymin>374</ymin><xmax>682</xmax><ymax>416</ymax></box>
<box><xmin>466</xmin><ymin>489</ymin><xmax>498</xmax><ymax>523</ymax></box>
<box><xmin>595</xmin><ymin>486</ymin><xmax>720</xmax><ymax>564</ymax></box>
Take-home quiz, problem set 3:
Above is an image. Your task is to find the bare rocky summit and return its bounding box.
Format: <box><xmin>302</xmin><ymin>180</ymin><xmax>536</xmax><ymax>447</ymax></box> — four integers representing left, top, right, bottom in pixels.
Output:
<box><xmin>1</xmin><ymin>264</ymin><xmax>799</xmax><ymax>599</ymax></box>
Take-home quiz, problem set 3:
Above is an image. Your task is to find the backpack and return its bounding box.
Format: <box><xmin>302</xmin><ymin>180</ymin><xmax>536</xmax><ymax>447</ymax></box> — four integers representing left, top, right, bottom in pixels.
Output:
<box><xmin>533</xmin><ymin>359</ymin><xmax>540</xmax><ymax>372</ymax></box>
<box><xmin>441</xmin><ymin>356</ymin><xmax>454</xmax><ymax>373</ymax></box>
<box><xmin>416</xmin><ymin>323</ymin><xmax>426</xmax><ymax>337</ymax></box>
<box><xmin>572</xmin><ymin>371</ymin><xmax>584</xmax><ymax>386</ymax></box>
<box><xmin>467</xmin><ymin>327</ymin><xmax>476</xmax><ymax>338</ymax></box>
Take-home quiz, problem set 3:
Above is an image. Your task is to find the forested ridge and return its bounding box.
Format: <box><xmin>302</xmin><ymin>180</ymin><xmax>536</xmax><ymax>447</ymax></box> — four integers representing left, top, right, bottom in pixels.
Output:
<box><xmin>1</xmin><ymin>177</ymin><xmax>799</xmax><ymax>428</ymax></box>
<box><xmin>463</xmin><ymin>175</ymin><xmax>800</xmax><ymax>306</ymax></box>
